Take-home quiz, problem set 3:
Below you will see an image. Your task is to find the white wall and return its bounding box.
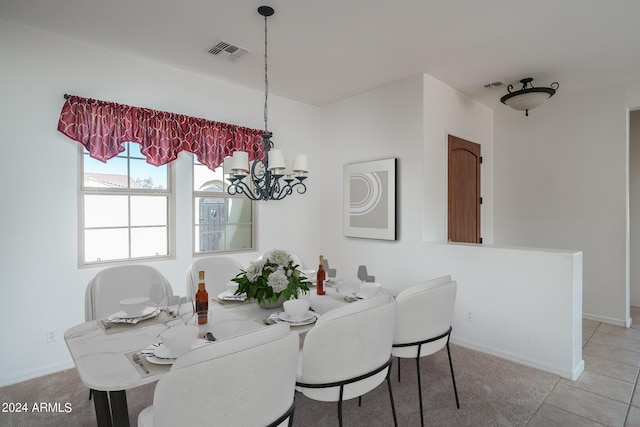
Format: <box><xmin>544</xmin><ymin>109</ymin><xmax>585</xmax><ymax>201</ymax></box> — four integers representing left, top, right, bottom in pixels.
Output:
<box><xmin>0</xmin><ymin>18</ymin><xmax>585</xmax><ymax>385</ymax></box>
<box><xmin>423</xmin><ymin>74</ymin><xmax>494</xmax><ymax>244</ymax></box>
<box><xmin>319</xmin><ymin>74</ymin><xmax>582</xmax><ymax>379</ymax></box>
<box><xmin>0</xmin><ymin>20</ymin><xmax>322</xmax><ymax>386</ymax></box>
<box><xmin>433</xmin><ymin>243</ymin><xmax>582</xmax><ymax>380</ymax></box>
<box><xmin>493</xmin><ymin>80</ymin><xmax>640</xmax><ymax>326</ymax></box>
<box><xmin>631</xmin><ymin>110</ymin><xmax>640</xmax><ymax>305</ymax></box>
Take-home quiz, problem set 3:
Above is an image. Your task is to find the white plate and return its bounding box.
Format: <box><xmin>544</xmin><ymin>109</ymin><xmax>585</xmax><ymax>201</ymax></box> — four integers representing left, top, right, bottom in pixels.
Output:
<box><xmin>109</xmin><ymin>307</ymin><xmax>159</xmax><ymax>321</ymax></box>
<box><xmin>217</xmin><ymin>291</ymin><xmax>247</xmax><ymax>301</ymax></box>
<box><xmin>153</xmin><ymin>343</ymin><xmax>186</xmax><ymax>359</ymax></box>
<box><xmin>122</xmin><ymin>306</ymin><xmax>157</xmax><ymax>318</ymax></box>
<box><xmin>144</xmin><ymin>352</ymin><xmax>175</xmax><ymax>365</ymax></box>
<box><xmin>351</xmin><ymin>292</ymin><xmax>379</xmax><ymax>300</ymax></box>
<box><xmin>278</xmin><ymin>311</ymin><xmax>317</xmax><ymax>324</ymax></box>
<box><xmin>138</xmin><ymin>342</ymin><xmax>175</xmax><ymax>365</ymax></box>
<box><xmin>143</xmin><ymin>339</ymin><xmax>208</xmax><ymax>365</ymax></box>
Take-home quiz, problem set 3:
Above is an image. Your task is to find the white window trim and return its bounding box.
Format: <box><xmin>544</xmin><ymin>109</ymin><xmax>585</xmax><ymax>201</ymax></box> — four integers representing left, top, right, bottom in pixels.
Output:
<box><xmin>78</xmin><ymin>145</ymin><xmax>176</xmax><ymax>267</ymax></box>
<box><xmin>191</xmin><ymin>158</ymin><xmax>257</xmax><ymax>257</ymax></box>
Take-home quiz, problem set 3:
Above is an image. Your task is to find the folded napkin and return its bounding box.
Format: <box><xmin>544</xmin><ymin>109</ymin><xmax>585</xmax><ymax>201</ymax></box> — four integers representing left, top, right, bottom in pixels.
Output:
<box><xmin>139</xmin><ymin>339</ymin><xmax>211</xmax><ymax>361</ymax></box>
<box><xmin>108</xmin><ymin>308</ymin><xmax>159</xmax><ymax>324</ymax></box>
<box><xmin>139</xmin><ymin>342</ymin><xmax>171</xmax><ymax>360</ymax></box>
<box><xmin>212</xmin><ymin>294</ymin><xmax>251</xmax><ymax>307</ymax></box>
<box><xmin>220</xmin><ymin>294</ymin><xmax>247</xmax><ymax>302</ymax></box>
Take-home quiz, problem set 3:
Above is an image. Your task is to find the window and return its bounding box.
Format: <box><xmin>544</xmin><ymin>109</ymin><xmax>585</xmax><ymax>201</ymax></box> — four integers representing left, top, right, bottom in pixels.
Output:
<box><xmin>193</xmin><ymin>157</ymin><xmax>254</xmax><ymax>254</ymax></box>
<box><xmin>80</xmin><ymin>142</ymin><xmax>172</xmax><ymax>265</ymax></box>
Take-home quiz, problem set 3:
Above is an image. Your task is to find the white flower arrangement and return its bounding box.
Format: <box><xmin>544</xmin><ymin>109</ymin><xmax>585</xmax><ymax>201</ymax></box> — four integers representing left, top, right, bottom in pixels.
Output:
<box><xmin>232</xmin><ymin>250</ymin><xmax>311</xmax><ymax>304</ymax></box>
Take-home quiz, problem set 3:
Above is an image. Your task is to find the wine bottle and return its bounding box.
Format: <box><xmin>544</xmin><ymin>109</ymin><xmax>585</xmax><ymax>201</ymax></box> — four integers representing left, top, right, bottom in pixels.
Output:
<box><xmin>316</xmin><ymin>255</ymin><xmax>326</xmax><ymax>295</ymax></box>
<box><xmin>195</xmin><ymin>270</ymin><xmax>209</xmax><ymax>325</ymax></box>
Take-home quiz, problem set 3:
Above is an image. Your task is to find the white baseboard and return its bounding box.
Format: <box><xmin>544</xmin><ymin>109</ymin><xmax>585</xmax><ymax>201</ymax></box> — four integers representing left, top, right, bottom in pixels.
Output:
<box><xmin>451</xmin><ymin>337</ymin><xmax>583</xmax><ymax>381</ymax></box>
<box><xmin>0</xmin><ymin>361</ymin><xmax>75</xmax><ymax>388</ymax></box>
<box><xmin>583</xmin><ymin>312</ymin><xmax>630</xmax><ymax>328</ymax></box>
<box><xmin>572</xmin><ymin>359</ymin><xmax>585</xmax><ymax>381</ymax></box>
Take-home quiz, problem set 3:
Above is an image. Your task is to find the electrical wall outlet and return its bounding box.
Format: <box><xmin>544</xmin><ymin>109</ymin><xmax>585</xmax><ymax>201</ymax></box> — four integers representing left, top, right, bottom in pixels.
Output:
<box><xmin>466</xmin><ymin>311</ymin><xmax>474</xmax><ymax>322</ymax></box>
<box><xmin>46</xmin><ymin>329</ymin><xmax>57</xmax><ymax>343</ymax></box>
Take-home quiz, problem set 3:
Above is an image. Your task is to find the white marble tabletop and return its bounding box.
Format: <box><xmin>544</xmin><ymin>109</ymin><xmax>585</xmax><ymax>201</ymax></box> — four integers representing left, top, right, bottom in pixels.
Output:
<box><xmin>64</xmin><ymin>280</ymin><xmax>389</xmax><ymax>392</ymax></box>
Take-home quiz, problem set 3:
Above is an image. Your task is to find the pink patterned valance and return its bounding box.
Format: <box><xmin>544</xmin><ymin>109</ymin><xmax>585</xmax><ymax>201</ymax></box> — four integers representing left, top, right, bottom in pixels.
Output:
<box><xmin>57</xmin><ymin>95</ymin><xmax>265</xmax><ymax>170</ymax></box>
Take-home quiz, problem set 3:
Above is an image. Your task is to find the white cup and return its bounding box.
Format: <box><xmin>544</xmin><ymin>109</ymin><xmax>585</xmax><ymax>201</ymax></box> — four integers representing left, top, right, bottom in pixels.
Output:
<box><xmin>358</xmin><ymin>282</ymin><xmax>381</xmax><ymax>299</ymax></box>
<box><xmin>283</xmin><ymin>299</ymin><xmax>310</xmax><ymax>320</ymax></box>
<box><xmin>119</xmin><ymin>297</ymin><xmax>151</xmax><ymax>317</ymax></box>
<box><xmin>160</xmin><ymin>325</ymin><xmax>198</xmax><ymax>357</ymax></box>
<box><xmin>225</xmin><ymin>282</ymin><xmax>239</xmax><ymax>294</ymax></box>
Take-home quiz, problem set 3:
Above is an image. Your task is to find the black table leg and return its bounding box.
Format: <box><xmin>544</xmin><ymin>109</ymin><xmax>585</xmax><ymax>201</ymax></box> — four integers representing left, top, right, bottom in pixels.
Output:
<box><xmin>91</xmin><ymin>389</ymin><xmax>113</xmax><ymax>427</ymax></box>
<box><xmin>109</xmin><ymin>390</ymin><xmax>130</xmax><ymax>427</ymax></box>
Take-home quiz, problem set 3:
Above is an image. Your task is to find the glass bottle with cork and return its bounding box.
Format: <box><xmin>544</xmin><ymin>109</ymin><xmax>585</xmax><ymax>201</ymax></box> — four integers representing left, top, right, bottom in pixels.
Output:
<box><xmin>316</xmin><ymin>255</ymin><xmax>326</xmax><ymax>295</ymax></box>
<box><xmin>195</xmin><ymin>270</ymin><xmax>209</xmax><ymax>325</ymax></box>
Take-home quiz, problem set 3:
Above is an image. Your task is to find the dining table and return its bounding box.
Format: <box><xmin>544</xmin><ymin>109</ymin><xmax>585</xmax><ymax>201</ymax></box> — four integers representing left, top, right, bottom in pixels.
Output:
<box><xmin>64</xmin><ymin>280</ymin><xmax>395</xmax><ymax>427</ymax></box>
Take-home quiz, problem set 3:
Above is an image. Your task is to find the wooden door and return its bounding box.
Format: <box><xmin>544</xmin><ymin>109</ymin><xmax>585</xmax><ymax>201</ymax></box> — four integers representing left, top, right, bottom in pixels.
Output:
<box><xmin>448</xmin><ymin>135</ymin><xmax>481</xmax><ymax>243</ymax></box>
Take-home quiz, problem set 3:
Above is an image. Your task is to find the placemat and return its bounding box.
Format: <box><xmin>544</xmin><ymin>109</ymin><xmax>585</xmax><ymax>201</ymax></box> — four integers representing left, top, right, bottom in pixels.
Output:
<box><xmin>125</xmin><ymin>350</ymin><xmax>172</xmax><ymax>378</ymax></box>
<box><xmin>98</xmin><ymin>310</ymin><xmax>176</xmax><ymax>335</ymax></box>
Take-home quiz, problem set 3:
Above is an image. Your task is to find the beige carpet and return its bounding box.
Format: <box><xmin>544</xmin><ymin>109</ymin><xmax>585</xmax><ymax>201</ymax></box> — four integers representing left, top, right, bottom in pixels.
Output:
<box><xmin>0</xmin><ymin>344</ymin><xmax>559</xmax><ymax>426</ymax></box>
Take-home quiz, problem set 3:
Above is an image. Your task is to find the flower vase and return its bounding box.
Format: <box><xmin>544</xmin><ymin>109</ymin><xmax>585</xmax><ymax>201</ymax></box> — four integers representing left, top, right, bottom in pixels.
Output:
<box><xmin>258</xmin><ymin>294</ymin><xmax>286</xmax><ymax>309</ymax></box>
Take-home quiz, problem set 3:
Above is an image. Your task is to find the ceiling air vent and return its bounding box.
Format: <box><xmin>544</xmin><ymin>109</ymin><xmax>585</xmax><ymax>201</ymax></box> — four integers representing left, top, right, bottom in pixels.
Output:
<box><xmin>483</xmin><ymin>81</ymin><xmax>507</xmax><ymax>90</ymax></box>
<box><xmin>208</xmin><ymin>40</ymin><xmax>250</xmax><ymax>62</ymax></box>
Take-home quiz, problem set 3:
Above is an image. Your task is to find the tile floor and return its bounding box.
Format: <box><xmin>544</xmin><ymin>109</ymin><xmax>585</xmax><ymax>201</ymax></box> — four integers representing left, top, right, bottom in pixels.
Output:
<box><xmin>527</xmin><ymin>307</ymin><xmax>640</xmax><ymax>426</ymax></box>
<box><xmin>3</xmin><ymin>310</ymin><xmax>640</xmax><ymax>426</ymax></box>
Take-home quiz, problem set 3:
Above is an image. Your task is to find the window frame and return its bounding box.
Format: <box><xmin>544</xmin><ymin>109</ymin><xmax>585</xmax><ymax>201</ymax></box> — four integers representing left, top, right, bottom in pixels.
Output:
<box><xmin>78</xmin><ymin>144</ymin><xmax>175</xmax><ymax>267</ymax></box>
<box><xmin>192</xmin><ymin>157</ymin><xmax>257</xmax><ymax>257</ymax></box>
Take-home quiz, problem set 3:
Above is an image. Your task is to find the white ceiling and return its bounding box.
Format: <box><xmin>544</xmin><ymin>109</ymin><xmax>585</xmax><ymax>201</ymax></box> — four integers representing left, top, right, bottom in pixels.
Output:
<box><xmin>2</xmin><ymin>0</ymin><xmax>640</xmax><ymax>110</ymax></box>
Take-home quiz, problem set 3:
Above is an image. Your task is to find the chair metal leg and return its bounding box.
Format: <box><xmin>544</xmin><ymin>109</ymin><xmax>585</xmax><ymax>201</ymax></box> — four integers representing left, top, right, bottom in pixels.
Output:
<box><xmin>446</xmin><ymin>343</ymin><xmax>460</xmax><ymax>409</ymax></box>
<box><xmin>338</xmin><ymin>385</ymin><xmax>344</xmax><ymax>427</ymax></box>
<box><xmin>397</xmin><ymin>357</ymin><xmax>401</xmax><ymax>382</ymax></box>
<box><xmin>415</xmin><ymin>356</ymin><xmax>424</xmax><ymax>427</ymax></box>
<box><xmin>386</xmin><ymin>367</ymin><xmax>398</xmax><ymax>427</ymax></box>
<box><xmin>268</xmin><ymin>400</ymin><xmax>296</xmax><ymax>427</ymax></box>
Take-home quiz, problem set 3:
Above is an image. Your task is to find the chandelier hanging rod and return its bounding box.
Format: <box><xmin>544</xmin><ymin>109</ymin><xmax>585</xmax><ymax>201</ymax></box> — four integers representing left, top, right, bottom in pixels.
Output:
<box><xmin>226</xmin><ymin>6</ymin><xmax>309</xmax><ymax>201</ymax></box>
<box><xmin>260</xmin><ymin>5</ymin><xmax>272</xmax><ymax>134</ymax></box>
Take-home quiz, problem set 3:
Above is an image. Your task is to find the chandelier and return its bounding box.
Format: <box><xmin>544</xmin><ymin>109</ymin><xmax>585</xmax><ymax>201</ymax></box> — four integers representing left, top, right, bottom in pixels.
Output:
<box><xmin>226</xmin><ymin>6</ymin><xmax>308</xmax><ymax>201</ymax></box>
<box><xmin>500</xmin><ymin>78</ymin><xmax>559</xmax><ymax>116</ymax></box>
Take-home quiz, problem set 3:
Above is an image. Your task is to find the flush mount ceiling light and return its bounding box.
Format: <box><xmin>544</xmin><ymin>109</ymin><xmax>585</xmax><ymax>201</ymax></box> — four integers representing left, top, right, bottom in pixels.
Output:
<box><xmin>500</xmin><ymin>78</ymin><xmax>559</xmax><ymax>116</ymax></box>
<box><xmin>226</xmin><ymin>6</ymin><xmax>309</xmax><ymax>201</ymax></box>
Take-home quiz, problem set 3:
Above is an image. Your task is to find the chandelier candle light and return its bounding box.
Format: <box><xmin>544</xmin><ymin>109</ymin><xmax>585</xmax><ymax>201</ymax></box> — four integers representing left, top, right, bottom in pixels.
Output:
<box><xmin>226</xmin><ymin>6</ymin><xmax>309</xmax><ymax>201</ymax></box>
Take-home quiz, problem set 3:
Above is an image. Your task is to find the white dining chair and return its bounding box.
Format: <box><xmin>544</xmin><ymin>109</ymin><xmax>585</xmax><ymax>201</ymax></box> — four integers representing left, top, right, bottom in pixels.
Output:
<box><xmin>84</xmin><ymin>264</ymin><xmax>174</xmax><ymax>322</ymax></box>
<box><xmin>186</xmin><ymin>256</ymin><xmax>243</xmax><ymax>298</ymax></box>
<box><xmin>258</xmin><ymin>249</ymin><xmax>307</xmax><ymax>270</ymax></box>
<box><xmin>84</xmin><ymin>264</ymin><xmax>174</xmax><ymax>401</ymax></box>
<box><xmin>296</xmin><ymin>294</ymin><xmax>398</xmax><ymax>426</ymax></box>
<box><xmin>392</xmin><ymin>276</ymin><xmax>459</xmax><ymax>426</ymax></box>
<box><xmin>137</xmin><ymin>323</ymin><xmax>299</xmax><ymax>427</ymax></box>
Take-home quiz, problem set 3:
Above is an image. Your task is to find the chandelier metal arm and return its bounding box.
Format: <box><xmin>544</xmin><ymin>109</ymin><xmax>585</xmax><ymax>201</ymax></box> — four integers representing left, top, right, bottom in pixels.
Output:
<box><xmin>227</xmin><ymin>132</ymin><xmax>307</xmax><ymax>201</ymax></box>
<box><xmin>228</xmin><ymin>173</ymin><xmax>307</xmax><ymax>201</ymax></box>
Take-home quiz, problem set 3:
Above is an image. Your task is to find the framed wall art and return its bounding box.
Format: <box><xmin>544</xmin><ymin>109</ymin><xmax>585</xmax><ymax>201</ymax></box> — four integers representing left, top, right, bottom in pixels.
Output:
<box><xmin>343</xmin><ymin>158</ymin><xmax>396</xmax><ymax>240</ymax></box>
